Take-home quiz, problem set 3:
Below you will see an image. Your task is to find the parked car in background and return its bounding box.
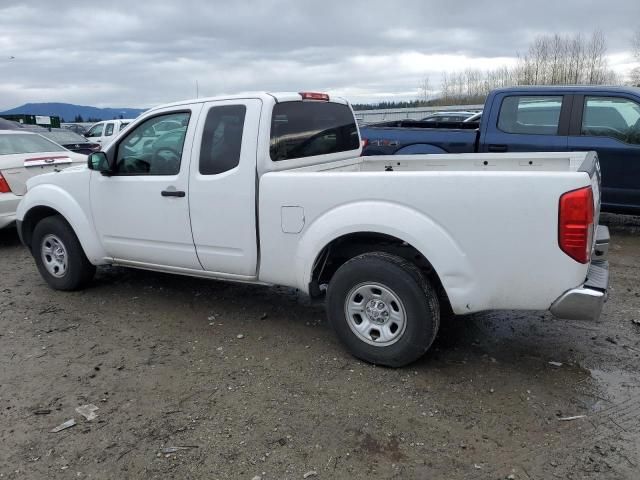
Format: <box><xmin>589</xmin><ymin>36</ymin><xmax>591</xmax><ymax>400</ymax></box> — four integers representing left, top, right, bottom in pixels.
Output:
<box><xmin>16</xmin><ymin>91</ymin><xmax>608</xmax><ymax>367</ymax></box>
<box><xmin>62</xmin><ymin>124</ymin><xmax>88</xmax><ymax>135</ymax></box>
<box><xmin>420</xmin><ymin>111</ymin><xmax>477</xmax><ymax>122</ymax></box>
<box><xmin>361</xmin><ymin>85</ymin><xmax>640</xmax><ymax>214</ymax></box>
<box><xmin>0</xmin><ymin>118</ymin><xmax>23</xmax><ymax>130</ymax></box>
<box><xmin>0</xmin><ymin>131</ymin><xmax>86</xmax><ymax>228</ymax></box>
<box><xmin>464</xmin><ymin>111</ymin><xmax>482</xmax><ymax>122</ymax></box>
<box><xmin>84</xmin><ymin>119</ymin><xmax>133</xmax><ymax>147</ymax></box>
<box><xmin>38</xmin><ymin>128</ymin><xmax>100</xmax><ymax>155</ymax></box>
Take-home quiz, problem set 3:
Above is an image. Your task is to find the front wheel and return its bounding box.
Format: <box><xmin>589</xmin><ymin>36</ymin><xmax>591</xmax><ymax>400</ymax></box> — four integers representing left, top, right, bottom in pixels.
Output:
<box><xmin>326</xmin><ymin>252</ymin><xmax>440</xmax><ymax>367</ymax></box>
<box><xmin>32</xmin><ymin>216</ymin><xmax>96</xmax><ymax>291</ymax></box>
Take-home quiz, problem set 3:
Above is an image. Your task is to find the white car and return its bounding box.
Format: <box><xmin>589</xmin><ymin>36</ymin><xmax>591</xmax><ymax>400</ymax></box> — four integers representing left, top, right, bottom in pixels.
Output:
<box><xmin>16</xmin><ymin>92</ymin><xmax>609</xmax><ymax>367</ymax></box>
<box><xmin>0</xmin><ymin>131</ymin><xmax>86</xmax><ymax>228</ymax></box>
<box><xmin>84</xmin><ymin>119</ymin><xmax>133</xmax><ymax>147</ymax></box>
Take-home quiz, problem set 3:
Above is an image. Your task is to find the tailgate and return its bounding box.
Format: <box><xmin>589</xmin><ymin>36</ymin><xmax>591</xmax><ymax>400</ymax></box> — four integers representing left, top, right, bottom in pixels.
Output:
<box><xmin>0</xmin><ymin>152</ymin><xmax>81</xmax><ymax>196</ymax></box>
<box><xmin>577</xmin><ymin>152</ymin><xmax>604</xmax><ymax>256</ymax></box>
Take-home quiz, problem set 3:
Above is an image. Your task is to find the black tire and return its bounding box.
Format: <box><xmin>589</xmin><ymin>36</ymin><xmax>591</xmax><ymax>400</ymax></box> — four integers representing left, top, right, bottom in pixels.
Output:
<box><xmin>326</xmin><ymin>252</ymin><xmax>440</xmax><ymax>367</ymax></box>
<box><xmin>31</xmin><ymin>216</ymin><xmax>96</xmax><ymax>291</ymax></box>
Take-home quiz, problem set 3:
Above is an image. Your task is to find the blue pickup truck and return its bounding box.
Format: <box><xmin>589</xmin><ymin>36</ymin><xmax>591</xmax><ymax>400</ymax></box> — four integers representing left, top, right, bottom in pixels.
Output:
<box><xmin>361</xmin><ymin>86</ymin><xmax>640</xmax><ymax>214</ymax></box>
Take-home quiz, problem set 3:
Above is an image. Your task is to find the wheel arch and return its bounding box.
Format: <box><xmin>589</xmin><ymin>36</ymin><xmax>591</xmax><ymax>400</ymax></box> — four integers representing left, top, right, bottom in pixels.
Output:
<box><xmin>20</xmin><ymin>205</ymin><xmax>61</xmax><ymax>248</ymax></box>
<box><xmin>394</xmin><ymin>143</ymin><xmax>448</xmax><ymax>155</ymax></box>
<box><xmin>296</xmin><ymin>201</ymin><xmax>476</xmax><ymax>314</ymax></box>
<box><xmin>309</xmin><ymin>231</ymin><xmax>453</xmax><ymax>316</ymax></box>
<box><xmin>17</xmin><ymin>185</ymin><xmax>108</xmax><ymax>263</ymax></box>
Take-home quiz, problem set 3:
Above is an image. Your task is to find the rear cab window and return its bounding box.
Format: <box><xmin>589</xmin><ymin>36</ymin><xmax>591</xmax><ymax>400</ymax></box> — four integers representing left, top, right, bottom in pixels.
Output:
<box><xmin>498</xmin><ymin>96</ymin><xmax>563</xmax><ymax>135</ymax></box>
<box><xmin>270</xmin><ymin>101</ymin><xmax>359</xmax><ymax>161</ymax></box>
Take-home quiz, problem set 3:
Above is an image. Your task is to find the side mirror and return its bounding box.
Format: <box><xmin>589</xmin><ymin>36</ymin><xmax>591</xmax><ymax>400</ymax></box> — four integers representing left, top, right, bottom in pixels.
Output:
<box><xmin>83</xmin><ymin>132</ymin><xmax>90</xmax><ymax>138</ymax></box>
<box><xmin>87</xmin><ymin>151</ymin><xmax>115</xmax><ymax>174</ymax></box>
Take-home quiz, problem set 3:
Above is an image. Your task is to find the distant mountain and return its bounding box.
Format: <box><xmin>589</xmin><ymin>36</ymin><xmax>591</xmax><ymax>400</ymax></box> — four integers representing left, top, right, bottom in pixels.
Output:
<box><xmin>0</xmin><ymin>102</ymin><xmax>147</xmax><ymax>122</ymax></box>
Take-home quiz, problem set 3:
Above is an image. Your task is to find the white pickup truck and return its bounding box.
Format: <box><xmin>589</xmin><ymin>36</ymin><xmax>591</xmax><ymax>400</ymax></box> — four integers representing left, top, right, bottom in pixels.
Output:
<box><xmin>16</xmin><ymin>91</ymin><xmax>609</xmax><ymax>367</ymax></box>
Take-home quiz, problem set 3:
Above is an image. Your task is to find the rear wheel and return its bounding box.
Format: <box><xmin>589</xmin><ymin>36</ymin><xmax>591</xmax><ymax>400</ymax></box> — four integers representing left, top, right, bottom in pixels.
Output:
<box><xmin>326</xmin><ymin>252</ymin><xmax>440</xmax><ymax>367</ymax></box>
<box><xmin>32</xmin><ymin>216</ymin><xmax>95</xmax><ymax>291</ymax></box>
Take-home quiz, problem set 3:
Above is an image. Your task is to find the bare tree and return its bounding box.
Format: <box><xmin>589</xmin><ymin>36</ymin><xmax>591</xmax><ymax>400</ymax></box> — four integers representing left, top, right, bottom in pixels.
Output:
<box><xmin>433</xmin><ymin>30</ymin><xmax>618</xmax><ymax>105</ymax></box>
<box><xmin>632</xmin><ymin>30</ymin><xmax>640</xmax><ymax>86</ymax></box>
<box><xmin>418</xmin><ymin>76</ymin><xmax>431</xmax><ymax>103</ymax></box>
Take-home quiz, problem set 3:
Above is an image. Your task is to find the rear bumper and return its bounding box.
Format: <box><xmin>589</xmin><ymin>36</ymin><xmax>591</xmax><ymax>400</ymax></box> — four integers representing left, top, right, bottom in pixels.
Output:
<box><xmin>550</xmin><ymin>226</ymin><xmax>610</xmax><ymax>321</ymax></box>
<box><xmin>593</xmin><ymin>225</ymin><xmax>609</xmax><ymax>261</ymax></box>
<box><xmin>0</xmin><ymin>213</ymin><xmax>16</xmax><ymax>229</ymax></box>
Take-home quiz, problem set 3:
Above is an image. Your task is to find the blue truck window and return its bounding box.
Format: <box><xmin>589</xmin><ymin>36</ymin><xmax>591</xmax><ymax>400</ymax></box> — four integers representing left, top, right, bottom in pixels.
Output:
<box><xmin>582</xmin><ymin>97</ymin><xmax>640</xmax><ymax>145</ymax></box>
<box><xmin>498</xmin><ymin>96</ymin><xmax>563</xmax><ymax>135</ymax></box>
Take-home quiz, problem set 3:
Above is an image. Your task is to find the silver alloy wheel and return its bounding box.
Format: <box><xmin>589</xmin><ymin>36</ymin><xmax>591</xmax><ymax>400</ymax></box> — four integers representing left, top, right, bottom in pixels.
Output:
<box><xmin>344</xmin><ymin>282</ymin><xmax>407</xmax><ymax>346</ymax></box>
<box><xmin>41</xmin><ymin>234</ymin><xmax>68</xmax><ymax>278</ymax></box>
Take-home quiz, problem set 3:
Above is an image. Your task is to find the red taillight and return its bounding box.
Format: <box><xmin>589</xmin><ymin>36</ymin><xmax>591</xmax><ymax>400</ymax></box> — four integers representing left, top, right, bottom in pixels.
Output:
<box><xmin>0</xmin><ymin>173</ymin><xmax>11</xmax><ymax>193</ymax></box>
<box><xmin>299</xmin><ymin>92</ymin><xmax>330</xmax><ymax>101</ymax></box>
<box><xmin>558</xmin><ymin>186</ymin><xmax>594</xmax><ymax>264</ymax></box>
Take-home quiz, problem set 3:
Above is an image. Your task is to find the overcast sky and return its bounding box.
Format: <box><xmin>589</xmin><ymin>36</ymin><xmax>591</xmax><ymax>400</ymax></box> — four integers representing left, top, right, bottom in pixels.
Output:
<box><xmin>0</xmin><ymin>0</ymin><xmax>638</xmax><ymax>110</ymax></box>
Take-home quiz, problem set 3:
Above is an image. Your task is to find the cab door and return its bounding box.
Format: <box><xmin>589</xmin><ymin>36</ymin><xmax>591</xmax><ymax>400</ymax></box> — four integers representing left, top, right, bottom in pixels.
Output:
<box><xmin>90</xmin><ymin>106</ymin><xmax>202</xmax><ymax>269</ymax></box>
<box><xmin>481</xmin><ymin>93</ymin><xmax>570</xmax><ymax>153</ymax></box>
<box><xmin>568</xmin><ymin>94</ymin><xmax>640</xmax><ymax>212</ymax></box>
<box><xmin>188</xmin><ymin>99</ymin><xmax>261</xmax><ymax>277</ymax></box>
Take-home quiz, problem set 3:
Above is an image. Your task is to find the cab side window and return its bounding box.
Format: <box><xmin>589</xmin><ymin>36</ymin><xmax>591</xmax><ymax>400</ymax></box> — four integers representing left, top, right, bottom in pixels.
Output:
<box><xmin>199</xmin><ymin>105</ymin><xmax>246</xmax><ymax>175</ymax></box>
<box><xmin>105</xmin><ymin>123</ymin><xmax>114</xmax><ymax>136</ymax></box>
<box><xmin>498</xmin><ymin>96</ymin><xmax>563</xmax><ymax>135</ymax></box>
<box><xmin>114</xmin><ymin>112</ymin><xmax>190</xmax><ymax>176</ymax></box>
<box><xmin>581</xmin><ymin>96</ymin><xmax>640</xmax><ymax>145</ymax></box>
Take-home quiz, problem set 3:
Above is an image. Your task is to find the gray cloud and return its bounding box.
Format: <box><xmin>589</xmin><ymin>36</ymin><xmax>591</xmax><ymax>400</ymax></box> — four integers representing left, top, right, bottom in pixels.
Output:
<box><xmin>0</xmin><ymin>0</ymin><xmax>638</xmax><ymax>109</ymax></box>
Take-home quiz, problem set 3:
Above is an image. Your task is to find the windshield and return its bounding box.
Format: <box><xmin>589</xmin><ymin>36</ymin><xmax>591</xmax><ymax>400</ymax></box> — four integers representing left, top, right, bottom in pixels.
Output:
<box><xmin>40</xmin><ymin>130</ymin><xmax>86</xmax><ymax>144</ymax></box>
<box><xmin>0</xmin><ymin>133</ymin><xmax>67</xmax><ymax>155</ymax></box>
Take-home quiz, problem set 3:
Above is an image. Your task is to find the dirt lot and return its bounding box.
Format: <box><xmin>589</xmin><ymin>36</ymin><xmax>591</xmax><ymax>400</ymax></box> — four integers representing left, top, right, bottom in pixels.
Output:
<box><xmin>1</xmin><ymin>216</ymin><xmax>639</xmax><ymax>480</ymax></box>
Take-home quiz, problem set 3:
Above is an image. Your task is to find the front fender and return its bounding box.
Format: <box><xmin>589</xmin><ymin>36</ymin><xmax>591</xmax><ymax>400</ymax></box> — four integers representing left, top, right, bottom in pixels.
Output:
<box><xmin>17</xmin><ymin>184</ymin><xmax>108</xmax><ymax>264</ymax></box>
<box><xmin>295</xmin><ymin>201</ymin><xmax>476</xmax><ymax>313</ymax></box>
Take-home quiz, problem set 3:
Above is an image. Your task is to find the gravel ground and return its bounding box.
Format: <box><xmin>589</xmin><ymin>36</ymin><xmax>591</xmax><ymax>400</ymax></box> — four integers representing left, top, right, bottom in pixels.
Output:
<box><xmin>1</xmin><ymin>216</ymin><xmax>639</xmax><ymax>480</ymax></box>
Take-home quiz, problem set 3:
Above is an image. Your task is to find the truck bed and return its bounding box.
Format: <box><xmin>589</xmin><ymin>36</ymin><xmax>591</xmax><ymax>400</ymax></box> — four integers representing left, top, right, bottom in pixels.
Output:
<box><xmin>366</xmin><ymin>120</ymin><xmax>479</xmax><ymax>129</ymax></box>
<box><xmin>360</xmin><ymin>123</ymin><xmax>479</xmax><ymax>156</ymax></box>
<box><xmin>258</xmin><ymin>151</ymin><xmax>598</xmax><ymax>315</ymax></box>
<box><xmin>289</xmin><ymin>151</ymin><xmax>596</xmax><ymax>173</ymax></box>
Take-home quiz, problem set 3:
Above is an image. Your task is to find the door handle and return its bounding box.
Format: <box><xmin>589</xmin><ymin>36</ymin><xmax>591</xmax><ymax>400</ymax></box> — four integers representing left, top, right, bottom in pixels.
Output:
<box><xmin>161</xmin><ymin>190</ymin><xmax>185</xmax><ymax>197</ymax></box>
<box><xmin>487</xmin><ymin>144</ymin><xmax>508</xmax><ymax>152</ymax></box>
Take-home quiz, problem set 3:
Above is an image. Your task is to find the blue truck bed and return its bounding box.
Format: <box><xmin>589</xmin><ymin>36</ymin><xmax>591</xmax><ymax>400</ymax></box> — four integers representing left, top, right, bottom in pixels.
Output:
<box><xmin>360</xmin><ymin>86</ymin><xmax>640</xmax><ymax>214</ymax></box>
